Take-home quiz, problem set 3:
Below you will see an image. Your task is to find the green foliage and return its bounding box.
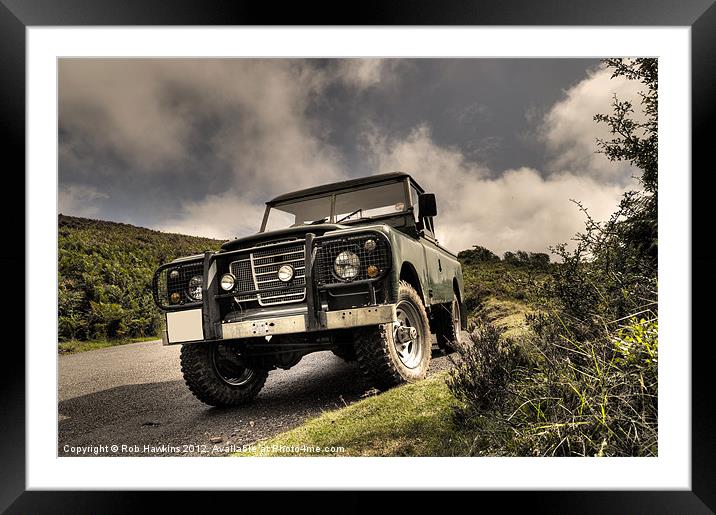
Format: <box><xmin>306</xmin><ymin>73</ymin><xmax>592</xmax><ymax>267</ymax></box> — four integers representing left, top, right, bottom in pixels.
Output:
<box><xmin>447</xmin><ymin>322</ymin><xmax>528</xmax><ymax>415</ymax></box>
<box><xmin>239</xmin><ymin>373</ymin><xmax>467</xmax><ymax>457</ymax></box>
<box><xmin>458</xmin><ymin>245</ymin><xmax>550</xmax><ymax>270</ymax></box>
<box><xmin>459</xmin><ymin>250</ymin><xmax>552</xmax><ymax>312</ymax></box>
<box><xmin>448</xmin><ymin>58</ymin><xmax>659</xmax><ymax>457</ymax></box>
<box><xmin>448</xmin><ymin>314</ymin><xmax>658</xmax><ymax>457</ymax></box>
<box><xmin>613</xmin><ymin>317</ymin><xmax>658</xmax><ymax>373</ymax></box>
<box><xmin>594</xmin><ymin>57</ymin><xmax>658</xmax><ymax>266</ymax></box>
<box><xmin>58</xmin><ymin>215</ymin><xmax>222</xmax><ymax>342</ymax></box>
<box><xmin>503</xmin><ymin>250</ymin><xmax>550</xmax><ymax>269</ymax></box>
<box><xmin>594</xmin><ymin>58</ymin><xmax>657</xmax><ymax>194</ymax></box>
<box><xmin>59</xmin><ymin>336</ymin><xmax>159</xmax><ymax>355</ymax></box>
<box><xmin>457</xmin><ymin>245</ymin><xmax>500</xmax><ymax>265</ymax></box>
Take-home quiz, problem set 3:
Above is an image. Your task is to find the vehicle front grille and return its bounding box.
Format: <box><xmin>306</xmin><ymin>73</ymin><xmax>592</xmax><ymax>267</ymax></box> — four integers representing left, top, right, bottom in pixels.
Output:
<box><xmin>229</xmin><ymin>258</ymin><xmax>255</xmax><ymax>302</ymax></box>
<box><xmin>229</xmin><ymin>243</ymin><xmax>307</xmax><ymax>306</ymax></box>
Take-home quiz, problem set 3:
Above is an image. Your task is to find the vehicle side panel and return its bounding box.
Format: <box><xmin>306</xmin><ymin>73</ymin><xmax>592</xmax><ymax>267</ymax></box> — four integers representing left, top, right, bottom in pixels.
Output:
<box><xmin>420</xmin><ymin>238</ymin><xmax>453</xmax><ymax>304</ymax></box>
<box><xmin>388</xmin><ymin>230</ymin><xmax>429</xmax><ymax>304</ymax></box>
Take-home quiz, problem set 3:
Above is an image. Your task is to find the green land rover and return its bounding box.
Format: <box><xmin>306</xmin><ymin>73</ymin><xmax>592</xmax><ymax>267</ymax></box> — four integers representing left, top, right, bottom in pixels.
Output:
<box><xmin>153</xmin><ymin>172</ymin><xmax>465</xmax><ymax>406</ymax></box>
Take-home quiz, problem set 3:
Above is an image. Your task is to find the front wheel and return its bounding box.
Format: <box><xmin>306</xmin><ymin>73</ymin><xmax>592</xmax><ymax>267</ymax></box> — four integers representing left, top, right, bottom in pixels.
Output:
<box><xmin>180</xmin><ymin>342</ymin><xmax>268</xmax><ymax>407</ymax></box>
<box><xmin>355</xmin><ymin>281</ymin><xmax>432</xmax><ymax>390</ymax></box>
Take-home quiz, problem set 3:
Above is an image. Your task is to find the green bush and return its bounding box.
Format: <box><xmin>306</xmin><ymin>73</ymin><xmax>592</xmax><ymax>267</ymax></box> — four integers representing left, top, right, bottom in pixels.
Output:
<box><xmin>448</xmin><ymin>321</ymin><xmax>527</xmax><ymax>416</ymax></box>
<box><xmin>448</xmin><ymin>314</ymin><xmax>657</xmax><ymax>457</ymax></box>
<box><xmin>58</xmin><ymin>215</ymin><xmax>223</xmax><ymax>342</ymax></box>
<box><xmin>457</xmin><ymin>245</ymin><xmax>500</xmax><ymax>265</ymax></box>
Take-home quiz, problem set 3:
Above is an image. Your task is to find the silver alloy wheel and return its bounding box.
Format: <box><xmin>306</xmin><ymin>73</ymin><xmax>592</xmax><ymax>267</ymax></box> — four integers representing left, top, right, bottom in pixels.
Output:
<box><xmin>393</xmin><ymin>300</ymin><xmax>424</xmax><ymax>369</ymax></box>
<box><xmin>211</xmin><ymin>344</ymin><xmax>255</xmax><ymax>386</ymax></box>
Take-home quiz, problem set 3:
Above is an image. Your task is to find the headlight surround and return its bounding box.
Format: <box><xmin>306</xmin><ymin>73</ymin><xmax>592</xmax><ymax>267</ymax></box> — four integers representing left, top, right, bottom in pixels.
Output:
<box><xmin>334</xmin><ymin>250</ymin><xmax>360</xmax><ymax>280</ymax></box>
<box><xmin>187</xmin><ymin>275</ymin><xmax>203</xmax><ymax>300</ymax></box>
<box><xmin>364</xmin><ymin>239</ymin><xmax>377</xmax><ymax>252</ymax></box>
<box><xmin>220</xmin><ymin>273</ymin><xmax>235</xmax><ymax>291</ymax></box>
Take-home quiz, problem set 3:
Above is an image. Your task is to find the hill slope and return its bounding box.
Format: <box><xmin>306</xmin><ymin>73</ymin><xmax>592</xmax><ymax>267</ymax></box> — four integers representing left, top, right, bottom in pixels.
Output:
<box><xmin>58</xmin><ymin>215</ymin><xmax>223</xmax><ymax>342</ymax></box>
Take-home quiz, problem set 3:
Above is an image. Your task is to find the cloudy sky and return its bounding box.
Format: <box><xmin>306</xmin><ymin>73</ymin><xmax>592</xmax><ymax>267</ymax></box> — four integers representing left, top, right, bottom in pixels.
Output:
<box><xmin>58</xmin><ymin>58</ymin><xmax>644</xmax><ymax>256</ymax></box>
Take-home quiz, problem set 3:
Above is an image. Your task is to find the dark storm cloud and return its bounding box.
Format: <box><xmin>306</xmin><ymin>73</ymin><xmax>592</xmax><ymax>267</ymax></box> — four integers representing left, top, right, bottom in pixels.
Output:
<box><xmin>307</xmin><ymin>59</ymin><xmax>600</xmax><ymax>176</ymax></box>
<box><xmin>58</xmin><ymin>58</ymin><xmax>642</xmax><ymax>254</ymax></box>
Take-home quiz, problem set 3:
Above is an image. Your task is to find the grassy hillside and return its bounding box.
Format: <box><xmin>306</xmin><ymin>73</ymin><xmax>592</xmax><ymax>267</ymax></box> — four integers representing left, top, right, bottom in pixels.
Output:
<box><xmin>458</xmin><ymin>245</ymin><xmax>552</xmax><ymax>312</ymax></box>
<box><xmin>58</xmin><ymin>215</ymin><xmax>223</xmax><ymax>343</ymax></box>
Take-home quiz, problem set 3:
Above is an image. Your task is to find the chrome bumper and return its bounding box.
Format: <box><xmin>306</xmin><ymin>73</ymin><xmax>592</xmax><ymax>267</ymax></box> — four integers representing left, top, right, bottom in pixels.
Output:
<box><xmin>163</xmin><ymin>304</ymin><xmax>397</xmax><ymax>345</ymax></box>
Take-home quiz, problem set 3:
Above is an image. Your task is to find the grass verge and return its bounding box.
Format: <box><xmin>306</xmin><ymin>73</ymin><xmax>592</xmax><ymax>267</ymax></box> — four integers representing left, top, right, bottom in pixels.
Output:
<box><xmin>58</xmin><ymin>335</ymin><xmax>159</xmax><ymax>355</ymax></box>
<box><xmin>236</xmin><ymin>297</ymin><xmax>528</xmax><ymax>457</ymax></box>
<box><xmin>237</xmin><ymin>371</ymin><xmax>469</xmax><ymax>456</ymax></box>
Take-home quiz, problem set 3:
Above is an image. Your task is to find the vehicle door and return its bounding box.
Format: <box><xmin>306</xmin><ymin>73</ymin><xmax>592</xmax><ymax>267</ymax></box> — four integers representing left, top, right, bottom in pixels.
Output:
<box><xmin>419</xmin><ymin>217</ymin><xmax>452</xmax><ymax>305</ymax></box>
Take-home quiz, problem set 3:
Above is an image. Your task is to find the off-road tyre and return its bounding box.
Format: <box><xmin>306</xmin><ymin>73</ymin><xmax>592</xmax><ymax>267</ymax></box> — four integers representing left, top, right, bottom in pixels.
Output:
<box><xmin>331</xmin><ymin>344</ymin><xmax>358</xmax><ymax>362</ymax></box>
<box><xmin>354</xmin><ymin>281</ymin><xmax>432</xmax><ymax>390</ymax></box>
<box><xmin>180</xmin><ymin>342</ymin><xmax>268</xmax><ymax>407</ymax></box>
<box><xmin>435</xmin><ymin>297</ymin><xmax>462</xmax><ymax>353</ymax></box>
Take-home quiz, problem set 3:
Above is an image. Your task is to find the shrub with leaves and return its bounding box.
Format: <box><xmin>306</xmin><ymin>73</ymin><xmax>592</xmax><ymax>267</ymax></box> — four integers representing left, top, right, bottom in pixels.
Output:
<box><xmin>448</xmin><ymin>58</ymin><xmax>659</xmax><ymax>457</ymax></box>
<box><xmin>449</xmin><ymin>314</ymin><xmax>658</xmax><ymax>457</ymax></box>
<box><xmin>58</xmin><ymin>215</ymin><xmax>223</xmax><ymax>342</ymax></box>
<box><xmin>448</xmin><ymin>321</ymin><xmax>526</xmax><ymax>415</ymax></box>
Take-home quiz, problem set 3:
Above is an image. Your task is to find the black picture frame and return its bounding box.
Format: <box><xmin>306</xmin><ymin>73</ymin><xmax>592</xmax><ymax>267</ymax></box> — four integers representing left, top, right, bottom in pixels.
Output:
<box><xmin>3</xmin><ymin>1</ymin><xmax>713</xmax><ymax>512</ymax></box>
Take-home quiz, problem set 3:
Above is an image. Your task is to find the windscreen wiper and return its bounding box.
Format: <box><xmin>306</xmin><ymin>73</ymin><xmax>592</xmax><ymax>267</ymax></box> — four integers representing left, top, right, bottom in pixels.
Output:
<box><xmin>336</xmin><ymin>209</ymin><xmax>363</xmax><ymax>223</ymax></box>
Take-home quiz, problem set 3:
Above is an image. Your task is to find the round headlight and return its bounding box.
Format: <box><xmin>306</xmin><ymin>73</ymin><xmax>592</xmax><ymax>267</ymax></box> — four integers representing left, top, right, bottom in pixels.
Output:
<box><xmin>334</xmin><ymin>250</ymin><xmax>360</xmax><ymax>279</ymax></box>
<box><xmin>278</xmin><ymin>265</ymin><xmax>294</xmax><ymax>282</ymax></box>
<box><xmin>169</xmin><ymin>269</ymin><xmax>179</xmax><ymax>280</ymax></box>
<box><xmin>220</xmin><ymin>273</ymin><xmax>235</xmax><ymax>291</ymax></box>
<box><xmin>187</xmin><ymin>275</ymin><xmax>203</xmax><ymax>301</ymax></box>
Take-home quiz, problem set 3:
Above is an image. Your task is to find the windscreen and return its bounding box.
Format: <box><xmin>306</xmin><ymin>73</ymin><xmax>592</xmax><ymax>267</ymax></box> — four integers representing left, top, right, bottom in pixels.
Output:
<box><xmin>334</xmin><ymin>182</ymin><xmax>406</xmax><ymax>222</ymax></box>
<box><xmin>263</xmin><ymin>181</ymin><xmax>408</xmax><ymax>231</ymax></box>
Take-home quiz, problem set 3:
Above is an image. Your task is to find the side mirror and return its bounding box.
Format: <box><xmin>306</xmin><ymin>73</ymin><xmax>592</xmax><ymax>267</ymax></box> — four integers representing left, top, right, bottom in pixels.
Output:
<box><xmin>418</xmin><ymin>193</ymin><xmax>437</xmax><ymax>218</ymax></box>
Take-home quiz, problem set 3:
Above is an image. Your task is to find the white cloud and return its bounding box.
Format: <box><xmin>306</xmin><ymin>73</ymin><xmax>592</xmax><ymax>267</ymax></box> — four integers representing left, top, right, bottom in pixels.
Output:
<box><xmin>60</xmin><ymin>59</ymin><xmax>406</xmax><ymax>235</ymax></box>
<box><xmin>58</xmin><ymin>184</ymin><xmax>109</xmax><ymax>218</ymax></box>
<box><xmin>59</xmin><ymin>59</ymin><xmax>398</xmax><ymax>181</ymax></box>
<box><xmin>155</xmin><ymin>193</ymin><xmax>264</xmax><ymax>240</ymax></box>
<box><xmin>332</xmin><ymin>59</ymin><xmax>402</xmax><ymax>89</ymax></box>
<box><xmin>540</xmin><ymin>64</ymin><xmax>646</xmax><ymax>184</ymax></box>
<box><xmin>365</xmin><ymin>125</ymin><xmax>625</xmax><ymax>256</ymax></box>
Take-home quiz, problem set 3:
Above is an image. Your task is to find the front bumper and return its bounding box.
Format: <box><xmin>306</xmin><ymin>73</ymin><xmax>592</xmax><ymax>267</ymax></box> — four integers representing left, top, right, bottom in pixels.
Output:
<box><xmin>162</xmin><ymin>304</ymin><xmax>397</xmax><ymax>345</ymax></box>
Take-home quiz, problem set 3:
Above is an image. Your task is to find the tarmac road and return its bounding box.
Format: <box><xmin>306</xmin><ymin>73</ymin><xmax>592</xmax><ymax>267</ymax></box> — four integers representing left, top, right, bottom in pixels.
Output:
<box><xmin>58</xmin><ymin>339</ymin><xmax>456</xmax><ymax>457</ymax></box>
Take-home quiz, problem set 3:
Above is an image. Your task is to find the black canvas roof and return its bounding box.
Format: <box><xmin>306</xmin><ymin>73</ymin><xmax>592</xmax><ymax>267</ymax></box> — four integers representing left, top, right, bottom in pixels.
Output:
<box><xmin>268</xmin><ymin>171</ymin><xmax>423</xmax><ymax>204</ymax></box>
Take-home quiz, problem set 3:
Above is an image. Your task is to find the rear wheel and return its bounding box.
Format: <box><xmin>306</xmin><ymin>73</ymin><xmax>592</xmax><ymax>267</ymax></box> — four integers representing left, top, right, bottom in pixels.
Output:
<box><xmin>436</xmin><ymin>296</ymin><xmax>462</xmax><ymax>353</ymax></box>
<box><xmin>331</xmin><ymin>344</ymin><xmax>357</xmax><ymax>362</ymax></box>
<box><xmin>354</xmin><ymin>281</ymin><xmax>432</xmax><ymax>390</ymax></box>
<box><xmin>180</xmin><ymin>342</ymin><xmax>268</xmax><ymax>407</ymax></box>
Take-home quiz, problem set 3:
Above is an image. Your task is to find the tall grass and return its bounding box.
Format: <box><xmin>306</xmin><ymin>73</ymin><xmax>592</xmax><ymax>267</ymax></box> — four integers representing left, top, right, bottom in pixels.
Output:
<box><xmin>448</xmin><ymin>309</ymin><xmax>657</xmax><ymax>457</ymax></box>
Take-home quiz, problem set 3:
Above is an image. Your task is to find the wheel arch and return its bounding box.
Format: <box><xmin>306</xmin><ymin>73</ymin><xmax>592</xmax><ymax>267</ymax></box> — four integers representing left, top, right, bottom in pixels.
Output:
<box><xmin>452</xmin><ymin>277</ymin><xmax>462</xmax><ymax>302</ymax></box>
<box><xmin>399</xmin><ymin>261</ymin><xmax>427</xmax><ymax>306</ymax></box>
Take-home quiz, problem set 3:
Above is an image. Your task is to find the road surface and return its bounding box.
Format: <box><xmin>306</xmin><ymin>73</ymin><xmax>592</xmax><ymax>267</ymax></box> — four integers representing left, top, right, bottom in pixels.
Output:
<box><xmin>58</xmin><ymin>340</ymin><xmax>456</xmax><ymax>456</ymax></box>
